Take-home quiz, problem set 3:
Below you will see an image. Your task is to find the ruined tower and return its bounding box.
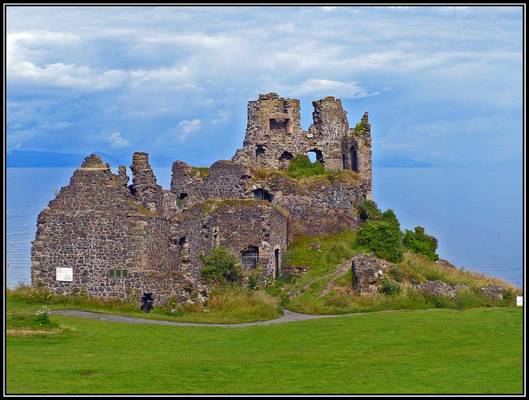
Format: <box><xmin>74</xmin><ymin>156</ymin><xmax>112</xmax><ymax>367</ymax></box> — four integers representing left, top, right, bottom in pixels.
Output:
<box><xmin>232</xmin><ymin>93</ymin><xmax>372</xmax><ymax>196</ymax></box>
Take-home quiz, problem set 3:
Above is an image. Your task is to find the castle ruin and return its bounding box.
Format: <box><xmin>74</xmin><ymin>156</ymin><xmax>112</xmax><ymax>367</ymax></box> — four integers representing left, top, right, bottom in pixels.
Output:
<box><xmin>31</xmin><ymin>93</ymin><xmax>373</xmax><ymax>305</ymax></box>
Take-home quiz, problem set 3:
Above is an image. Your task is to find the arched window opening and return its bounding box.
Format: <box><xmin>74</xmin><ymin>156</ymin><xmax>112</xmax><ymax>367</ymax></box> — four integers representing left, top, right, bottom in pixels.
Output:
<box><xmin>350</xmin><ymin>145</ymin><xmax>359</xmax><ymax>172</ymax></box>
<box><xmin>253</xmin><ymin>188</ymin><xmax>273</xmax><ymax>202</ymax></box>
<box><xmin>178</xmin><ymin>192</ymin><xmax>188</xmax><ymax>200</ymax></box>
<box><xmin>307</xmin><ymin>149</ymin><xmax>324</xmax><ymax>164</ymax></box>
<box><xmin>241</xmin><ymin>246</ymin><xmax>259</xmax><ymax>268</ymax></box>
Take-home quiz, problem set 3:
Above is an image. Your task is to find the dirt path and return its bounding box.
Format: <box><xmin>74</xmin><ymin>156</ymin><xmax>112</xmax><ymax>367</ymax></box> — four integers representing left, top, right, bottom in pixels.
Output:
<box><xmin>50</xmin><ymin>309</ymin><xmax>337</xmax><ymax>328</ymax></box>
<box><xmin>288</xmin><ymin>257</ymin><xmax>353</xmax><ymax>298</ymax></box>
<box><xmin>50</xmin><ymin>307</ymin><xmax>451</xmax><ymax>328</ymax></box>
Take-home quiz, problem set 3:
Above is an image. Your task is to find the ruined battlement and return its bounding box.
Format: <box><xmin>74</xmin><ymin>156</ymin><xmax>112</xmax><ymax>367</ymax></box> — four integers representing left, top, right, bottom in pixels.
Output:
<box><xmin>31</xmin><ymin>94</ymin><xmax>373</xmax><ymax>306</ymax></box>
<box><xmin>232</xmin><ymin>93</ymin><xmax>372</xmax><ymax>192</ymax></box>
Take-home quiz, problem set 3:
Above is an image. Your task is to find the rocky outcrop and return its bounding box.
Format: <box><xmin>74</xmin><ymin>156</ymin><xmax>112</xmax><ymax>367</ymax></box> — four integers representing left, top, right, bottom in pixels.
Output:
<box><xmin>435</xmin><ymin>259</ymin><xmax>457</xmax><ymax>269</ymax></box>
<box><xmin>480</xmin><ymin>284</ymin><xmax>506</xmax><ymax>300</ymax></box>
<box><xmin>419</xmin><ymin>280</ymin><xmax>468</xmax><ymax>298</ymax></box>
<box><xmin>351</xmin><ymin>254</ymin><xmax>391</xmax><ymax>295</ymax></box>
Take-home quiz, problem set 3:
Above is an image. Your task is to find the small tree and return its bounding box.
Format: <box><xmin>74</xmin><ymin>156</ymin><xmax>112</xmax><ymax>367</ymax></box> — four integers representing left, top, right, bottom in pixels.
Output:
<box><xmin>403</xmin><ymin>226</ymin><xmax>439</xmax><ymax>261</ymax></box>
<box><xmin>357</xmin><ymin>199</ymin><xmax>383</xmax><ymax>222</ymax></box>
<box><xmin>200</xmin><ymin>247</ymin><xmax>242</xmax><ymax>284</ymax></box>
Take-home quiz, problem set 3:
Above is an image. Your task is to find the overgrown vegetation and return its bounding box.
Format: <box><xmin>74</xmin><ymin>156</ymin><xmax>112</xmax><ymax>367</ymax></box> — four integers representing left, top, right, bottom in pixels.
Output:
<box><xmin>7</xmin><ymin>305</ymin><xmax>59</xmax><ymax>332</ymax></box>
<box><xmin>191</xmin><ymin>166</ymin><xmax>210</xmax><ymax>178</ymax></box>
<box><xmin>285</xmin><ymin>154</ymin><xmax>326</xmax><ymax>179</ymax></box>
<box><xmin>356</xmin><ymin>200</ymin><xmax>439</xmax><ymax>262</ymax></box>
<box><xmin>7</xmin><ymin>284</ymin><xmax>281</xmax><ymax>324</ymax></box>
<box><xmin>281</xmin><ymin>229</ymin><xmax>518</xmax><ymax>315</ymax></box>
<box><xmin>200</xmin><ymin>247</ymin><xmax>243</xmax><ymax>284</ymax></box>
<box><xmin>356</xmin><ymin>203</ymin><xmax>404</xmax><ymax>262</ymax></box>
<box><xmin>403</xmin><ymin>226</ymin><xmax>439</xmax><ymax>261</ymax></box>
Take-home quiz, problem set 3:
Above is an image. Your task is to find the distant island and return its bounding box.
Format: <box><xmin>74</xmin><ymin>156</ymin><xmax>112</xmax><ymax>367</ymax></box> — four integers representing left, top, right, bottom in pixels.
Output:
<box><xmin>7</xmin><ymin>150</ymin><xmax>433</xmax><ymax>169</ymax></box>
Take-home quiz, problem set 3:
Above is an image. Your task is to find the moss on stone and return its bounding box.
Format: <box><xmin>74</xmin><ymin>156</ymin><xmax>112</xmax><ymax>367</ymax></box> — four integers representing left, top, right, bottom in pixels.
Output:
<box><xmin>191</xmin><ymin>167</ymin><xmax>210</xmax><ymax>179</ymax></box>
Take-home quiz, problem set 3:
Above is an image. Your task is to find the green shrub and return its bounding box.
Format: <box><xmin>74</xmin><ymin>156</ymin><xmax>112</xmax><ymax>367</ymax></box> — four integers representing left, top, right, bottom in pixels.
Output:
<box><xmin>389</xmin><ymin>266</ymin><xmax>404</xmax><ymax>282</ymax></box>
<box><xmin>357</xmin><ymin>200</ymin><xmax>382</xmax><ymax>222</ymax></box>
<box><xmin>403</xmin><ymin>226</ymin><xmax>439</xmax><ymax>261</ymax></box>
<box><xmin>357</xmin><ymin>220</ymin><xmax>404</xmax><ymax>262</ymax></box>
<box><xmin>286</xmin><ymin>154</ymin><xmax>326</xmax><ymax>179</ymax></box>
<box><xmin>34</xmin><ymin>306</ymin><xmax>52</xmax><ymax>326</ymax></box>
<box><xmin>381</xmin><ymin>209</ymin><xmax>400</xmax><ymax>227</ymax></box>
<box><xmin>200</xmin><ymin>247</ymin><xmax>242</xmax><ymax>284</ymax></box>
<box><xmin>381</xmin><ymin>278</ymin><xmax>401</xmax><ymax>295</ymax></box>
<box><xmin>248</xmin><ymin>273</ymin><xmax>259</xmax><ymax>290</ymax></box>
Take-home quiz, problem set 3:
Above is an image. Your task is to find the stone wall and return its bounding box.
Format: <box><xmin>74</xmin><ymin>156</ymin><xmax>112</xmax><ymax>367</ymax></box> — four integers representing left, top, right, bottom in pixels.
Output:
<box><xmin>169</xmin><ymin>200</ymin><xmax>288</xmax><ymax>282</ymax></box>
<box><xmin>170</xmin><ymin>159</ymin><xmax>369</xmax><ymax>238</ymax></box>
<box><xmin>31</xmin><ymin>154</ymin><xmax>188</xmax><ymax>305</ymax></box>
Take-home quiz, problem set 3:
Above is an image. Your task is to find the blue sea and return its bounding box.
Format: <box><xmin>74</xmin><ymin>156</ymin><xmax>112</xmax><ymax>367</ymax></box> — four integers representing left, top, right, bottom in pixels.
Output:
<box><xmin>6</xmin><ymin>166</ymin><xmax>523</xmax><ymax>288</ymax></box>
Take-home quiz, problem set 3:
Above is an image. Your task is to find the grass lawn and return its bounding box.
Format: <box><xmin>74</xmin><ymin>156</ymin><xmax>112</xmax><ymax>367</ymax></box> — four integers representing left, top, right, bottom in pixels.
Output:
<box><xmin>6</xmin><ymin>299</ymin><xmax>523</xmax><ymax>394</ymax></box>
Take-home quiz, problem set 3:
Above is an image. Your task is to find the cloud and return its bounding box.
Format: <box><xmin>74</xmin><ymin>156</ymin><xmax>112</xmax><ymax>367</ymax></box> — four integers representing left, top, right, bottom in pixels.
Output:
<box><xmin>5</xmin><ymin>6</ymin><xmax>522</xmax><ymax>166</ymax></box>
<box><xmin>107</xmin><ymin>131</ymin><xmax>130</xmax><ymax>148</ymax></box>
<box><xmin>177</xmin><ymin>119</ymin><xmax>202</xmax><ymax>141</ymax></box>
<box><xmin>285</xmin><ymin>79</ymin><xmax>371</xmax><ymax>99</ymax></box>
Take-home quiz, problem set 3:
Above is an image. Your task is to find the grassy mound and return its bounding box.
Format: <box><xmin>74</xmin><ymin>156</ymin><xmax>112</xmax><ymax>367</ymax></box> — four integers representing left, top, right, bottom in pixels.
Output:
<box><xmin>277</xmin><ymin>230</ymin><xmax>519</xmax><ymax>315</ymax></box>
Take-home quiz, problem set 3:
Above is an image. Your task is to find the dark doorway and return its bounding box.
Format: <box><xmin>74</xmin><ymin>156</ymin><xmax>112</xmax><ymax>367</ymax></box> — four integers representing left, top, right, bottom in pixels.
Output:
<box><xmin>253</xmin><ymin>188</ymin><xmax>273</xmax><ymax>202</ymax></box>
<box><xmin>241</xmin><ymin>246</ymin><xmax>259</xmax><ymax>268</ymax></box>
<box><xmin>274</xmin><ymin>249</ymin><xmax>280</xmax><ymax>278</ymax></box>
<box><xmin>350</xmin><ymin>145</ymin><xmax>358</xmax><ymax>172</ymax></box>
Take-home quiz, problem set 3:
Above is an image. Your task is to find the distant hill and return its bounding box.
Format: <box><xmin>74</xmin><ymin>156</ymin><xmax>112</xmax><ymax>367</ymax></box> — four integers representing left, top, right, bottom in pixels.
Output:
<box><xmin>7</xmin><ymin>150</ymin><xmax>433</xmax><ymax>169</ymax></box>
<box><xmin>374</xmin><ymin>156</ymin><xmax>433</xmax><ymax>168</ymax></box>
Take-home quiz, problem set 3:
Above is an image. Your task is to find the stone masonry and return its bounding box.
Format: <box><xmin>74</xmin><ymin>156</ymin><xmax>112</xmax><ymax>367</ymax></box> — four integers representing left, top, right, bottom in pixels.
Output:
<box><xmin>31</xmin><ymin>93</ymin><xmax>373</xmax><ymax>305</ymax></box>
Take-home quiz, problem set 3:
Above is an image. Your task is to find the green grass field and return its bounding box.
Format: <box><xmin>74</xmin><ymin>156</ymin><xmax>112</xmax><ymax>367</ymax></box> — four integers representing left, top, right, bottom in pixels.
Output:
<box><xmin>6</xmin><ymin>298</ymin><xmax>523</xmax><ymax>394</ymax></box>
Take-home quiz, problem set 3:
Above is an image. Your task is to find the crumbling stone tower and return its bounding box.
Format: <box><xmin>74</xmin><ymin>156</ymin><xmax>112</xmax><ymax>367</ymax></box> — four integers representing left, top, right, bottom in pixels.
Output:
<box><xmin>232</xmin><ymin>93</ymin><xmax>372</xmax><ymax>196</ymax></box>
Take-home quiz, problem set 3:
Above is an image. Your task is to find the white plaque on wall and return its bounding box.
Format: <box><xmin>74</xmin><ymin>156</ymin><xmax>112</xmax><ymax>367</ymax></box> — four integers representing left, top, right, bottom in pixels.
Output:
<box><xmin>56</xmin><ymin>267</ymin><xmax>73</xmax><ymax>282</ymax></box>
<box><xmin>517</xmin><ymin>296</ymin><xmax>523</xmax><ymax>307</ymax></box>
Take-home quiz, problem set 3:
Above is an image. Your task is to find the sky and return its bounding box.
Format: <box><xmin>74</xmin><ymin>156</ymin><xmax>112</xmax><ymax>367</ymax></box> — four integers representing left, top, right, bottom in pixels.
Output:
<box><xmin>6</xmin><ymin>6</ymin><xmax>523</xmax><ymax>167</ymax></box>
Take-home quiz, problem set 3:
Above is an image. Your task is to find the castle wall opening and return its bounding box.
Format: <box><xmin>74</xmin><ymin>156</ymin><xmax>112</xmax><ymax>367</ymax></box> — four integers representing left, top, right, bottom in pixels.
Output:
<box><xmin>307</xmin><ymin>149</ymin><xmax>324</xmax><ymax>164</ymax></box>
<box><xmin>253</xmin><ymin>188</ymin><xmax>273</xmax><ymax>202</ymax></box>
<box><xmin>278</xmin><ymin>151</ymin><xmax>294</xmax><ymax>169</ymax></box>
<box><xmin>255</xmin><ymin>144</ymin><xmax>266</xmax><ymax>157</ymax></box>
<box><xmin>274</xmin><ymin>248</ymin><xmax>280</xmax><ymax>278</ymax></box>
<box><xmin>350</xmin><ymin>145</ymin><xmax>358</xmax><ymax>172</ymax></box>
<box><xmin>241</xmin><ymin>246</ymin><xmax>259</xmax><ymax>268</ymax></box>
<box><xmin>269</xmin><ymin>118</ymin><xmax>290</xmax><ymax>135</ymax></box>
